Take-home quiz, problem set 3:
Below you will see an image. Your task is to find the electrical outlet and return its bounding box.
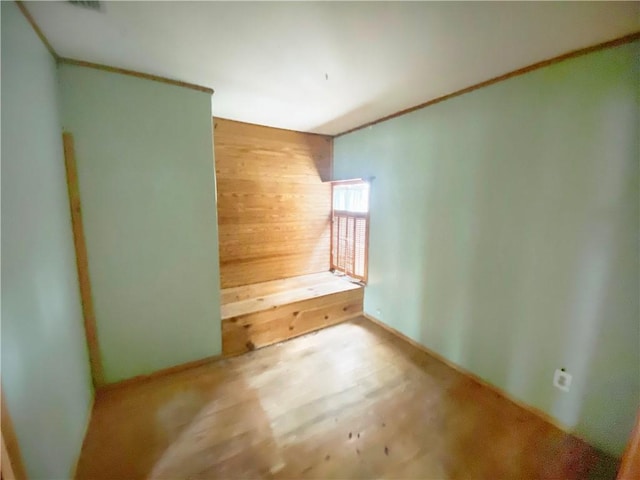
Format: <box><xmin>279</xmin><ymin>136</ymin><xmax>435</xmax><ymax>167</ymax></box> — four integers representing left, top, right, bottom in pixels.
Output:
<box><xmin>376</xmin><ymin>308</ymin><xmax>382</xmax><ymax>319</ymax></box>
<box><xmin>553</xmin><ymin>369</ymin><xmax>572</xmax><ymax>392</ymax></box>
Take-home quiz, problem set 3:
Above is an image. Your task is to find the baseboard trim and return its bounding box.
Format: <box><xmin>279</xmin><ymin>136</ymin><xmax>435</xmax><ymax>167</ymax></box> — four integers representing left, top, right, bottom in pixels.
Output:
<box><xmin>363</xmin><ymin>313</ymin><xmax>570</xmax><ymax>434</ymax></box>
<box><xmin>97</xmin><ymin>354</ymin><xmax>222</xmax><ymax>394</ymax></box>
<box><xmin>99</xmin><ymin>310</ymin><xmax>364</xmax><ymax>390</ymax></box>
<box><xmin>71</xmin><ymin>392</ymin><xmax>95</xmax><ymax>479</ymax></box>
<box><xmin>1</xmin><ymin>390</ymin><xmax>28</xmax><ymax>480</ymax></box>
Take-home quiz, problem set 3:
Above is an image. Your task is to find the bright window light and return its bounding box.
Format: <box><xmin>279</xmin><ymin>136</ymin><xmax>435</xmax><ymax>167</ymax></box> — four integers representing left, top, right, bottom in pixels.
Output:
<box><xmin>332</xmin><ymin>182</ymin><xmax>369</xmax><ymax>213</ymax></box>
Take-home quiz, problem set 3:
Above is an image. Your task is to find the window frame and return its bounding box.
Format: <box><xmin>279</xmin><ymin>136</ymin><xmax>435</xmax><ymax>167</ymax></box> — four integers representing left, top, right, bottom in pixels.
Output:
<box><xmin>330</xmin><ymin>179</ymin><xmax>370</xmax><ymax>284</ymax></box>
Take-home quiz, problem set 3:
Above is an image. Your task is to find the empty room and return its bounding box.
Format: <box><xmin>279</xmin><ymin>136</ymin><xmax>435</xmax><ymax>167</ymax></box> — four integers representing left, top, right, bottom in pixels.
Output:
<box><xmin>2</xmin><ymin>1</ymin><xmax>639</xmax><ymax>479</ymax></box>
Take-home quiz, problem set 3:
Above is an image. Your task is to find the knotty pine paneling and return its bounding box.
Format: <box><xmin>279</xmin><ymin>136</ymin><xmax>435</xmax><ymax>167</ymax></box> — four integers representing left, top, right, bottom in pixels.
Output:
<box><xmin>220</xmin><ymin>272</ymin><xmax>338</xmax><ymax>305</ymax></box>
<box><xmin>214</xmin><ymin>118</ymin><xmax>333</xmax><ymax>288</ymax></box>
<box><xmin>222</xmin><ymin>282</ymin><xmax>364</xmax><ymax>356</ymax></box>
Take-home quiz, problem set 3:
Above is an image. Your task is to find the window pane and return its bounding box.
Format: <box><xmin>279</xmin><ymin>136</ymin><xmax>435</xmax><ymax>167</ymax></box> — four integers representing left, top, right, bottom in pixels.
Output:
<box><xmin>330</xmin><ymin>181</ymin><xmax>369</xmax><ymax>282</ymax></box>
<box><xmin>354</xmin><ymin>218</ymin><xmax>366</xmax><ymax>277</ymax></box>
<box><xmin>332</xmin><ymin>183</ymin><xmax>369</xmax><ymax>213</ymax></box>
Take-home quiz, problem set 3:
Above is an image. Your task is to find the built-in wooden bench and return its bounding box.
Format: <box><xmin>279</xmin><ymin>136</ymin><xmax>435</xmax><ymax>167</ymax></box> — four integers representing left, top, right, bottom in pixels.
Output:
<box><xmin>221</xmin><ymin>272</ymin><xmax>364</xmax><ymax>356</ymax></box>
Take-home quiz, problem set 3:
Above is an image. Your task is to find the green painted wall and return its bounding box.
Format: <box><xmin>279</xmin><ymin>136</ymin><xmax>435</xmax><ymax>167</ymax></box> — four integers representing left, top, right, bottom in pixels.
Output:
<box><xmin>59</xmin><ymin>65</ymin><xmax>222</xmax><ymax>383</ymax></box>
<box><xmin>1</xmin><ymin>2</ymin><xmax>94</xmax><ymax>478</ymax></box>
<box><xmin>334</xmin><ymin>42</ymin><xmax>639</xmax><ymax>457</ymax></box>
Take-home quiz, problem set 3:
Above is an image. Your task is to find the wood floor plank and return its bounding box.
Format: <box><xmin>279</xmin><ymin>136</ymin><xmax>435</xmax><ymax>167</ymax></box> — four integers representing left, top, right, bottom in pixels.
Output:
<box><xmin>76</xmin><ymin>317</ymin><xmax>618</xmax><ymax>480</ymax></box>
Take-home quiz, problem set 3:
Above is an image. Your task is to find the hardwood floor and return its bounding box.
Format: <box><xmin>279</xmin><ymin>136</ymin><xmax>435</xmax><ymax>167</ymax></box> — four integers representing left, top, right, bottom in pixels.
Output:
<box><xmin>76</xmin><ymin>317</ymin><xmax>618</xmax><ymax>479</ymax></box>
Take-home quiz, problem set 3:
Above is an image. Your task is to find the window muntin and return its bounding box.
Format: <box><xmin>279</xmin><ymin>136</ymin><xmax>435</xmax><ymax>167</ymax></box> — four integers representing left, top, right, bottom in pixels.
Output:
<box><xmin>330</xmin><ymin>180</ymin><xmax>369</xmax><ymax>283</ymax></box>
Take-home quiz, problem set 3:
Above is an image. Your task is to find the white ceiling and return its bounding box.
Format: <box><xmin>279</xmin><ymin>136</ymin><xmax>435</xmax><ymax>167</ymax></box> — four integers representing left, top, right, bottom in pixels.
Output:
<box><xmin>26</xmin><ymin>1</ymin><xmax>639</xmax><ymax>135</ymax></box>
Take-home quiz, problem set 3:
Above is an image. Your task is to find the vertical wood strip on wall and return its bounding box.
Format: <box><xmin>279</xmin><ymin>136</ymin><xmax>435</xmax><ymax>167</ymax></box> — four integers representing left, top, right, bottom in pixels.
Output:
<box><xmin>1</xmin><ymin>391</ymin><xmax>27</xmax><ymax>480</ymax></box>
<box><xmin>62</xmin><ymin>133</ymin><xmax>104</xmax><ymax>388</ymax></box>
<box><xmin>214</xmin><ymin>118</ymin><xmax>333</xmax><ymax>288</ymax></box>
<box><xmin>618</xmin><ymin>410</ymin><xmax>640</xmax><ymax>479</ymax></box>
<box><xmin>351</xmin><ymin>215</ymin><xmax>356</xmax><ymax>273</ymax></box>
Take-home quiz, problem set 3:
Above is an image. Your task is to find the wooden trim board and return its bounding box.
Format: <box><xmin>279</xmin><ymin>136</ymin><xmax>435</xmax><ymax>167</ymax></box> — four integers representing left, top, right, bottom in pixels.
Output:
<box><xmin>337</xmin><ymin>32</ymin><xmax>640</xmax><ymax>137</ymax></box>
<box><xmin>63</xmin><ymin>133</ymin><xmax>105</xmax><ymax>388</ymax></box>
<box><xmin>15</xmin><ymin>1</ymin><xmax>59</xmax><ymax>60</ymax></box>
<box><xmin>99</xmin><ymin>277</ymin><xmax>362</xmax><ymax>389</ymax></box>
<box><xmin>16</xmin><ymin>0</ymin><xmax>638</xmax><ymax>136</ymax></box>
<box><xmin>1</xmin><ymin>433</ymin><xmax>19</xmax><ymax>480</ymax></box>
<box><xmin>59</xmin><ymin>58</ymin><xmax>214</xmax><ymax>94</ymax></box>
<box><xmin>15</xmin><ymin>3</ymin><xmax>214</xmax><ymax>96</ymax></box>
<box><xmin>363</xmin><ymin>313</ymin><xmax>570</xmax><ymax>434</ymax></box>
<box><xmin>70</xmin><ymin>395</ymin><xmax>95</xmax><ymax>480</ymax></box>
<box><xmin>97</xmin><ymin>355</ymin><xmax>222</xmax><ymax>393</ymax></box>
<box><xmin>618</xmin><ymin>410</ymin><xmax>640</xmax><ymax>479</ymax></box>
<box><xmin>1</xmin><ymin>390</ymin><xmax>28</xmax><ymax>480</ymax></box>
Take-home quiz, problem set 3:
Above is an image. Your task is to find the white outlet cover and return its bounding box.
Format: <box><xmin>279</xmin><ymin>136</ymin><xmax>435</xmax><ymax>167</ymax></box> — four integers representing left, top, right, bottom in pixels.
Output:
<box><xmin>553</xmin><ymin>369</ymin><xmax>572</xmax><ymax>392</ymax></box>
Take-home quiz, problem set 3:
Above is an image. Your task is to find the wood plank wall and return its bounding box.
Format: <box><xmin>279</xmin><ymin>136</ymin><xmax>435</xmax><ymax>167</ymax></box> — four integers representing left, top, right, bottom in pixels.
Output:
<box><xmin>214</xmin><ymin>118</ymin><xmax>333</xmax><ymax>288</ymax></box>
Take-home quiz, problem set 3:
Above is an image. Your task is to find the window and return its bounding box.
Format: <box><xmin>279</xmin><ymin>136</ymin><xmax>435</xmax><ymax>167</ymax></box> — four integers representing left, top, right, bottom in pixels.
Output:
<box><xmin>331</xmin><ymin>180</ymin><xmax>370</xmax><ymax>283</ymax></box>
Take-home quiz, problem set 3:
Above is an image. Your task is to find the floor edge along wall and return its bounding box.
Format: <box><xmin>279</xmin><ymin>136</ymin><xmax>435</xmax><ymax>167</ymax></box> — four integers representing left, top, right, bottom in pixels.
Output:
<box><xmin>363</xmin><ymin>314</ymin><xmax>571</xmax><ymax>434</ymax></box>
